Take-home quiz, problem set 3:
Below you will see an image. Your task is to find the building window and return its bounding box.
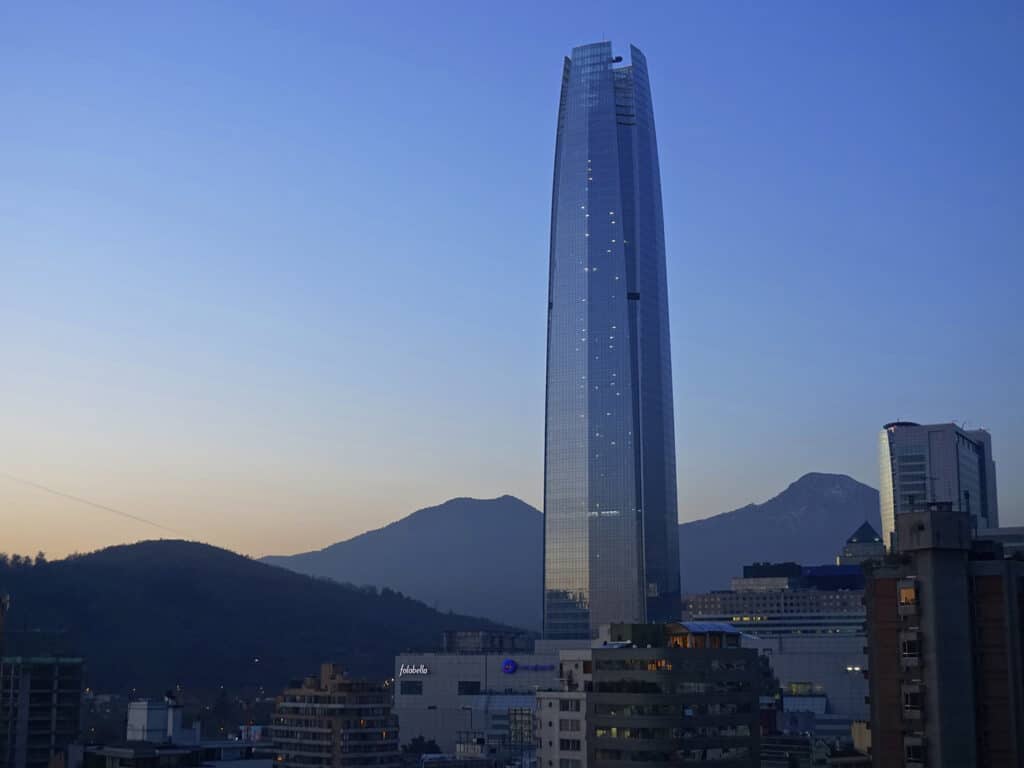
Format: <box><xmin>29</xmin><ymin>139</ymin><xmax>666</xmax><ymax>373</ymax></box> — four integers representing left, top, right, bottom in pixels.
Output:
<box><xmin>559</xmin><ymin>760</ymin><xmax>581</xmax><ymax>768</ymax></box>
<box><xmin>559</xmin><ymin>699</ymin><xmax>581</xmax><ymax>712</ymax></box>
<box><xmin>457</xmin><ymin>681</ymin><xmax>481</xmax><ymax>696</ymax></box>
<box><xmin>399</xmin><ymin>681</ymin><xmax>423</xmax><ymax>695</ymax></box>
<box><xmin>898</xmin><ymin>579</ymin><xmax>918</xmax><ymax>616</ymax></box>
<box><xmin>559</xmin><ymin>719</ymin><xmax>581</xmax><ymax>732</ymax></box>
<box><xmin>559</xmin><ymin>739</ymin><xmax>581</xmax><ymax>752</ymax></box>
<box><xmin>905</xmin><ymin>743</ymin><xmax>924</xmax><ymax>762</ymax></box>
<box><xmin>903</xmin><ymin>689</ymin><xmax>922</xmax><ymax>712</ymax></box>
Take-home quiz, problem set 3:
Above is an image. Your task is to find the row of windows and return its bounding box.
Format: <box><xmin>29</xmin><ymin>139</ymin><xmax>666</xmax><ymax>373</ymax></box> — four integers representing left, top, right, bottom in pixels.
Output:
<box><xmin>594</xmin><ymin>680</ymin><xmax>750</xmax><ymax>695</ymax></box>
<box><xmin>399</xmin><ymin>680</ymin><xmax>484</xmax><ymax>696</ymax></box>
<box><xmin>282</xmin><ymin>695</ymin><xmax>385</xmax><ymax>706</ymax></box>
<box><xmin>274</xmin><ymin>716</ymin><xmax>389</xmax><ymax>733</ymax></box>
<box><xmin>593</xmin><ymin>658</ymin><xmax>749</xmax><ymax>673</ymax></box>
<box><xmin>593</xmin><ymin>702</ymin><xmax>753</xmax><ymax>718</ymax></box>
<box><xmin>595</xmin><ymin>659</ymin><xmax>673</xmax><ymax>672</ymax></box>
<box><xmin>595</xmin><ymin>725</ymin><xmax>751</xmax><ymax>740</ymax></box>
<box><xmin>594</xmin><ymin>747</ymin><xmax>750</xmax><ymax>762</ymax></box>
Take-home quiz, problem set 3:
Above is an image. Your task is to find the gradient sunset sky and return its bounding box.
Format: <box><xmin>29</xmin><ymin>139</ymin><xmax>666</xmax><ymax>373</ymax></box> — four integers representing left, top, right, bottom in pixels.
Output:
<box><xmin>2</xmin><ymin>1</ymin><xmax>1021</xmax><ymax>559</ymax></box>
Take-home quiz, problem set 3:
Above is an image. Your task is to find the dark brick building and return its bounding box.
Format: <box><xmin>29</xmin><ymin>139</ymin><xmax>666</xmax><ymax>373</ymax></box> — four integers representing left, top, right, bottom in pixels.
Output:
<box><xmin>865</xmin><ymin>504</ymin><xmax>1024</xmax><ymax>767</ymax></box>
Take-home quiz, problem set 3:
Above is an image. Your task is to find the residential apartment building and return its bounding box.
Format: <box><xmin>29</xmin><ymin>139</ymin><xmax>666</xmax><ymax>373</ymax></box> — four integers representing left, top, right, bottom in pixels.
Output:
<box><xmin>865</xmin><ymin>503</ymin><xmax>1024</xmax><ymax>767</ymax></box>
<box><xmin>0</xmin><ymin>656</ymin><xmax>83</xmax><ymax>768</ymax></box>
<box><xmin>537</xmin><ymin>623</ymin><xmax>760</xmax><ymax>767</ymax></box>
<box><xmin>270</xmin><ymin>664</ymin><xmax>399</xmax><ymax>768</ymax></box>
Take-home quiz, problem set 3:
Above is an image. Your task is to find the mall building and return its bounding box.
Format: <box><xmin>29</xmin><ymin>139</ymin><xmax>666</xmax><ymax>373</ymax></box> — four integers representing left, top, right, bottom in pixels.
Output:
<box><xmin>393</xmin><ymin>633</ymin><xmax>561</xmax><ymax>758</ymax></box>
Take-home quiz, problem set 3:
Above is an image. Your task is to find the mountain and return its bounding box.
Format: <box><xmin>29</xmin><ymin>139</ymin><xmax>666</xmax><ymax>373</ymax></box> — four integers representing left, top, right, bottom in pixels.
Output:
<box><xmin>263</xmin><ymin>495</ymin><xmax>543</xmax><ymax>630</ymax></box>
<box><xmin>678</xmin><ymin>472</ymin><xmax>881</xmax><ymax>594</ymax></box>
<box><xmin>265</xmin><ymin>474</ymin><xmax>880</xmax><ymax>627</ymax></box>
<box><xmin>0</xmin><ymin>540</ymin><xmax>500</xmax><ymax>694</ymax></box>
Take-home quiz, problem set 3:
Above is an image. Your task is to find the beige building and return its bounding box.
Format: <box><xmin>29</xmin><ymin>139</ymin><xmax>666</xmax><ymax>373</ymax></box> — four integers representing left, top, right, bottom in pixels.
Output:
<box><xmin>270</xmin><ymin>664</ymin><xmax>399</xmax><ymax>768</ymax></box>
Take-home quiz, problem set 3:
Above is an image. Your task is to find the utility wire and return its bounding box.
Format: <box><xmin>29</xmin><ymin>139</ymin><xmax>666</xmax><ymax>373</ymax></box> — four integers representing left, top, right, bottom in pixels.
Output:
<box><xmin>0</xmin><ymin>471</ymin><xmax>183</xmax><ymax>535</ymax></box>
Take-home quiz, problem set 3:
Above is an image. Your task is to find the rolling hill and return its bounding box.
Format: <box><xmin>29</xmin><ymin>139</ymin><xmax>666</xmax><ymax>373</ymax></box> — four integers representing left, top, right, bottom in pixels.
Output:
<box><xmin>263</xmin><ymin>495</ymin><xmax>543</xmax><ymax>630</ymax></box>
<box><xmin>0</xmin><ymin>539</ymin><xmax>499</xmax><ymax>694</ymax></box>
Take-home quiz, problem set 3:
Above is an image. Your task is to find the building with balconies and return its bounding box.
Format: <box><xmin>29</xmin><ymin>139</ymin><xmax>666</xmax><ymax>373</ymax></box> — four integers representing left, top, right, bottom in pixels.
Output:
<box><xmin>269</xmin><ymin>664</ymin><xmax>399</xmax><ymax>768</ymax></box>
<box><xmin>0</xmin><ymin>655</ymin><xmax>83</xmax><ymax>768</ymax></box>
<box><xmin>864</xmin><ymin>503</ymin><xmax>1024</xmax><ymax>767</ymax></box>
<box><xmin>536</xmin><ymin>623</ymin><xmax>761</xmax><ymax>767</ymax></box>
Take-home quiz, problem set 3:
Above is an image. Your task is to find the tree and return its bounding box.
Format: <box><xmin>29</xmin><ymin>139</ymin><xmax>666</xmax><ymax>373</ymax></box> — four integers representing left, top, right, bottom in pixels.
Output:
<box><xmin>402</xmin><ymin>736</ymin><xmax>441</xmax><ymax>756</ymax></box>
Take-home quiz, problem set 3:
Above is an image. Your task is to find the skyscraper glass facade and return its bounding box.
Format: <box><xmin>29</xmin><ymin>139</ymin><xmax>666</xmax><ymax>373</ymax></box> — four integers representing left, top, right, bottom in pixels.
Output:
<box><xmin>878</xmin><ymin>421</ymin><xmax>999</xmax><ymax>550</ymax></box>
<box><xmin>543</xmin><ymin>42</ymin><xmax>680</xmax><ymax>639</ymax></box>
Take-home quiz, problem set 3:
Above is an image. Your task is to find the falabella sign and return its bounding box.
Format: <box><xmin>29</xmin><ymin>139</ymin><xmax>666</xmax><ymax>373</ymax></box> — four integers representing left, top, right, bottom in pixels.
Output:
<box><xmin>399</xmin><ymin>664</ymin><xmax>430</xmax><ymax>676</ymax></box>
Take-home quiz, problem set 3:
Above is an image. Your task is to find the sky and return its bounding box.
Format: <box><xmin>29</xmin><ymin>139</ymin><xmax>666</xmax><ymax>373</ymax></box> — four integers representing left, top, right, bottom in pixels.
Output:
<box><xmin>1</xmin><ymin>1</ymin><xmax>1021</xmax><ymax>559</ymax></box>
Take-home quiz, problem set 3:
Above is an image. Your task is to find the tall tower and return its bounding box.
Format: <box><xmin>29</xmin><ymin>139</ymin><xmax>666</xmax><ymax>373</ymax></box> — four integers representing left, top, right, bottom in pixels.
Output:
<box><xmin>878</xmin><ymin>421</ymin><xmax>999</xmax><ymax>550</ymax></box>
<box><xmin>543</xmin><ymin>42</ymin><xmax>680</xmax><ymax>639</ymax></box>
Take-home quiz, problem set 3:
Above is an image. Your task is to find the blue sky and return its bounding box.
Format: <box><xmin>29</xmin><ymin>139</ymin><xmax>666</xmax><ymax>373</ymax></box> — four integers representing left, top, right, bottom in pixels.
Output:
<box><xmin>1</xmin><ymin>1</ymin><xmax>1021</xmax><ymax>557</ymax></box>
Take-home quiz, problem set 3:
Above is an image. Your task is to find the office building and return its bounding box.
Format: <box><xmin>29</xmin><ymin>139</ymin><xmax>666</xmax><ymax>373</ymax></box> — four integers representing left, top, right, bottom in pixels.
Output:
<box><xmin>836</xmin><ymin>522</ymin><xmax>884</xmax><ymax>566</ymax></box>
<box><xmin>684</xmin><ymin>559</ymin><xmax>866</xmax><ymax>638</ymax></box>
<box><xmin>270</xmin><ymin>664</ymin><xmax>399</xmax><ymax>768</ymax></box>
<box><xmin>393</xmin><ymin>647</ymin><xmax>558</xmax><ymax>756</ymax></box>
<box><xmin>543</xmin><ymin>40</ymin><xmax>680</xmax><ymax>639</ymax></box>
<box><xmin>125</xmin><ymin>698</ymin><xmax>201</xmax><ymax>745</ymax></box>
<box><xmin>864</xmin><ymin>503</ymin><xmax>1024</xmax><ymax>767</ymax></box>
<box><xmin>683</xmin><ymin>545</ymin><xmax>872</xmax><ymax>723</ymax></box>
<box><xmin>536</xmin><ymin>623</ymin><xmax>760</xmax><ymax>767</ymax></box>
<box><xmin>0</xmin><ymin>655</ymin><xmax>83</xmax><ymax>768</ymax></box>
<box><xmin>878</xmin><ymin>421</ymin><xmax>998</xmax><ymax>548</ymax></box>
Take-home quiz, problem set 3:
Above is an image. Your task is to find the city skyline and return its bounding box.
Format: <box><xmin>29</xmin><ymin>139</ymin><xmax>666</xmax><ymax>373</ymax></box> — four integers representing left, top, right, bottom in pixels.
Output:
<box><xmin>2</xmin><ymin>2</ymin><xmax>1022</xmax><ymax>560</ymax></box>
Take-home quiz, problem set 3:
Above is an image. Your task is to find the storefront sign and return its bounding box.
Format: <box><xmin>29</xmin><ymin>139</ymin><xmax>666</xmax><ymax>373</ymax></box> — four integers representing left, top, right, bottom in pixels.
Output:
<box><xmin>502</xmin><ymin>659</ymin><xmax>556</xmax><ymax>674</ymax></box>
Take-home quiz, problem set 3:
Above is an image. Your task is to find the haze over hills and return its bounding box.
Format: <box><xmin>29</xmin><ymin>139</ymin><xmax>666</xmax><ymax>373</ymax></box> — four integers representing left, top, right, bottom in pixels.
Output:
<box><xmin>262</xmin><ymin>495</ymin><xmax>542</xmax><ymax>631</ymax></box>
<box><xmin>0</xmin><ymin>540</ymin><xmax>500</xmax><ymax>693</ymax></box>
<box><xmin>265</xmin><ymin>472</ymin><xmax>881</xmax><ymax>629</ymax></box>
<box><xmin>0</xmin><ymin>474</ymin><xmax>883</xmax><ymax>692</ymax></box>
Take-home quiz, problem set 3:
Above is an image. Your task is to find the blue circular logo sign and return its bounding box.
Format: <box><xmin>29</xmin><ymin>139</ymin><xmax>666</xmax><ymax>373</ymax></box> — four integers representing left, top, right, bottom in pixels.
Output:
<box><xmin>502</xmin><ymin>659</ymin><xmax>518</xmax><ymax>674</ymax></box>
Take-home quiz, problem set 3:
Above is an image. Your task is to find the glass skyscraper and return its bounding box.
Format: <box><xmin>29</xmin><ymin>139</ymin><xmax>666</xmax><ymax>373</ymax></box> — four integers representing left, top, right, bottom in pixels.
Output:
<box><xmin>878</xmin><ymin>421</ymin><xmax>999</xmax><ymax>550</ymax></box>
<box><xmin>543</xmin><ymin>41</ymin><xmax>680</xmax><ymax>639</ymax></box>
